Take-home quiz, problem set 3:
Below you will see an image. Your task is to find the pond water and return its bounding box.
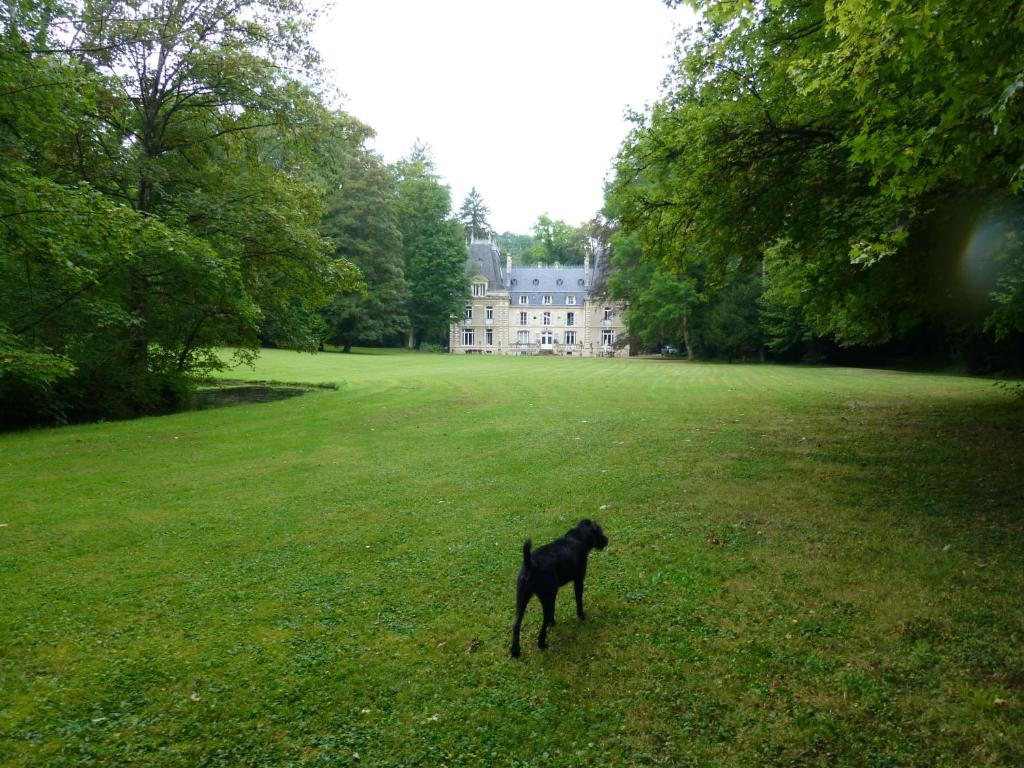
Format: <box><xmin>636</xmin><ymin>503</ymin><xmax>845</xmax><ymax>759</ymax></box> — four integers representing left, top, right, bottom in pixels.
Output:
<box><xmin>194</xmin><ymin>385</ymin><xmax>311</xmax><ymax>410</ymax></box>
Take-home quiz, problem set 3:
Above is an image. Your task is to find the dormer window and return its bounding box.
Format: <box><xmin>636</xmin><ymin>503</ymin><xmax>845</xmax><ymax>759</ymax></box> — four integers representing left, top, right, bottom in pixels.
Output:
<box><xmin>566</xmin><ymin>295</ymin><xmax>577</xmax><ymax>305</ymax></box>
<box><xmin>543</xmin><ymin>295</ymin><xmax>552</xmax><ymax>305</ymax></box>
<box><xmin>472</xmin><ymin>282</ymin><xmax>487</xmax><ymax>297</ymax></box>
<box><xmin>519</xmin><ymin>295</ymin><xmax>529</xmax><ymax>305</ymax></box>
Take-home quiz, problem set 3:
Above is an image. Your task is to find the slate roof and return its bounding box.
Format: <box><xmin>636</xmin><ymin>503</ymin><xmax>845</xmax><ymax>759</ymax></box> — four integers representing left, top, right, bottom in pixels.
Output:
<box><xmin>467</xmin><ymin>240</ymin><xmax>505</xmax><ymax>289</ymax></box>
<box><xmin>464</xmin><ymin>242</ymin><xmax>602</xmax><ymax>305</ymax></box>
<box><xmin>508</xmin><ymin>266</ymin><xmax>588</xmax><ymax>305</ymax></box>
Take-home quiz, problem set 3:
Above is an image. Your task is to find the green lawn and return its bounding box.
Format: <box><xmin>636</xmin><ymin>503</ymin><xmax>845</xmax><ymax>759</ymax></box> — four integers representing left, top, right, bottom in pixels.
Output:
<box><xmin>2</xmin><ymin>350</ymin><xmax>1022</xmax><ymax>766</ymax></box>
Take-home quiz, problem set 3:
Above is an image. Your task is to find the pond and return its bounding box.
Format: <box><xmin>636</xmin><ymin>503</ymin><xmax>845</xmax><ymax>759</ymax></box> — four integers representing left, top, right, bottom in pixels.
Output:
<box><xmin>194</xmin><ymin>384</ymin><xmax>313</xmax><ymax>410</ymax></box>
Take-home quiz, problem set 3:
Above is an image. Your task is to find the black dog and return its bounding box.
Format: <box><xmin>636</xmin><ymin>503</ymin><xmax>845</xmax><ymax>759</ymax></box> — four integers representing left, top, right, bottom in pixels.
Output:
<box><xmin>510</xmin><ymin>519</ymin><xmax>608</xmax><ymax>658</ymax></box>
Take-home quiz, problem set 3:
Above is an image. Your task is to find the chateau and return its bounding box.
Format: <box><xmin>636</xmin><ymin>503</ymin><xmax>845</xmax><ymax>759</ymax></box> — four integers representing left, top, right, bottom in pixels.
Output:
<box><xmin>449</xmin><ymin>239</ymin><xmax>627</xmax><ymax>356</ymax></box>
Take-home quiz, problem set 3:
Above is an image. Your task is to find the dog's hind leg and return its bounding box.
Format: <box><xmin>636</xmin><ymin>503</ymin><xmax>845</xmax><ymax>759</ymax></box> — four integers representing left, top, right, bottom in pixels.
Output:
<box><xmin>537</xmin><ymin>590</ymin><xmax>556</xmax><ymax>650</ymax></box>
<box><xmin>511</xmin><ymin>584</ymin><xmax>530</xmax><ymax>658</ymax></box>
<box><xmin>574</xmin><ymin>575</ymin><xmax>586</xmax><ymax>620</ymax></box>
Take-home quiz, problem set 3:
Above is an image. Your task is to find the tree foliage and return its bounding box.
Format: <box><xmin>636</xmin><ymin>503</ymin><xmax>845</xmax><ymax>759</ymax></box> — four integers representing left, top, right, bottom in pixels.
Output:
<box><xmin>320</xmin><ymin>127</ymin><xmax>407</xmax><ymax>353</ymax></box>
<box><xmin>458</xmin><ymin>187</ymin><xmax>492</xmax><ymax>240</ymax></box>
<box><xmin>394</xmin><ymin>147</ymin><xmax>467</xmax><ymax>348</ymax></box>
<box><xmin>1</xmin><ymin>0</ymin><xmax>361</xmax><ymax>424</ymax></box>
<box><xmin>496</xmin><ymin>231</ymin><xmax>534</xmax><ymax>265</ymax></box>
<box><xmin>608</xmin><ymin>0</ymin><xmax>1024</xmax><ymax>366</ymax></box>
<box><xmin>530</xmin><ymin>214</ymin><xmax>587</xmax><ymax>265</ymax></box>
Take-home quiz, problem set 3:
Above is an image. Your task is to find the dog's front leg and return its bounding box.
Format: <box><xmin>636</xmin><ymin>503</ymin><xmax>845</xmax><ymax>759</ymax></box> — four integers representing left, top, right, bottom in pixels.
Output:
<box><xmin>574</xmin><ymin>576</ymin><xmax>585</xmax><ymax>620</ymax></box>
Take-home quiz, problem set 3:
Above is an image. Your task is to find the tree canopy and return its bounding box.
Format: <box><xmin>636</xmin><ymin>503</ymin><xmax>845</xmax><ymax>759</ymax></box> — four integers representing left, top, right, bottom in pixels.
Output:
<box><xmin>607</xmin><ymin>0</ymin><xmax>1024</xmax><ymax>366</ymax></box>
<box><xmin>394</xmin><ymin>147</ymin><xmax>468</xmax><ymax>349</ymax></box>
<box><xmin>320</xmin><ymin>127</ymin><xmax>408</xmax><ymax>353</ymax></box>
<box><xmin>0</xmin><ymin>0</ymin><xmax>361</xmax><ymax>423</ymax></box>
<box><xmin>530</xmin><ymin>214</ymin><xmax>588</xmax><ymax>265</ymax></box>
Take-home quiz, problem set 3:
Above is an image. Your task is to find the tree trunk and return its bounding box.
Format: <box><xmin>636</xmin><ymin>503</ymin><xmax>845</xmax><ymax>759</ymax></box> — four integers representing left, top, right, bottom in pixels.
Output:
<box><xmin>343</xmin><ymin>341</ymin><xmax>352</xmax><ymax>353</ymax></box>
<box><xmin>682</xmin><ymin>310</ymin><xmax>694</xmax><ymax>360</ymax></box>
<box><xmin>406</xmin><ymin>328</ymin><xmax>416</xmax><ymax>349</ymax></box>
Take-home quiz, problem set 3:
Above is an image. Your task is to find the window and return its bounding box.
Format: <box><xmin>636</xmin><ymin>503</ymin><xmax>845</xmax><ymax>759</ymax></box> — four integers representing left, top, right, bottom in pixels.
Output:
<box><xmin>519</xmin><ymin>311</ymin><xmax>528</xmax><ymax>325</ymax></box>
<box><xmin>519</xmin><ymin>295</ymin><xmax>529</xmax><ymax>305</ymax></box>
<box><xmin>485</xmin><ymin>306</ymin><xmax>493</xmax><ymax>320</ymax></box>
<box><xmin>604</xmin><ymin>307</ymin><xmax>613</xmax><ymax>321</ymax></box>
<box><xmin>566</xmin><ymin>295</ymin><xmax>576</xmax><ymax>305</ymax></box>
<box><xmin>517</xmin><ymin>330</ymin><xmax>529</xmax><ymax>344</ymax></box>
<box><xmin>540</xmin><ymin>330</ymin><xmax>554</xmax><ymax>345</ymax></box>
<box><xmin>472</xmin><ymin>282</ymin><xmax>486</xmax><ymax>297</ymax></box>
<box><xmin>543</xmin><ymin>295</ymin><xmax>552</xmax><ymax>305</ymax></box>
<box><xmin>464</xmin><ymin>305</ymin><xmax>472</xmax><ymax>321</ymax></box>
<box><xmin>566</xmin><ymin>312</ymin><xmax>575</xmax><ymax>326</ymax></box>
<box><xmin>485</xmin><ymin>328</ymin><xmax>493</xmax><ymax>346</ymax></box>
<box><xmin>542</xmin><ymin>312</ymin><xmax>551</xmax><ymax>325</ymax></box>
<box><xmin>463</xmin><ymin>328</ymin><xmax>475</xmax><ymax>346</ymax></box>
<box><xmin>602</xmin><ymin>329</ymin><xmax>614</xmax><ymax>347</ymax></box>
<box><xmin>565</xmin><ymin>330</ymin><xmax>577</xmax><ymax>345</ymax></box>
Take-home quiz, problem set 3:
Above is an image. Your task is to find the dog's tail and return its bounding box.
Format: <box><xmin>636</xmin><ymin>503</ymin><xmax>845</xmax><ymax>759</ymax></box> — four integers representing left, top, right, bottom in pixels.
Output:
<box><xmin>522</xmin><ymin>539</ymin><xmax>533</xmax><ymax>571</ymax></box>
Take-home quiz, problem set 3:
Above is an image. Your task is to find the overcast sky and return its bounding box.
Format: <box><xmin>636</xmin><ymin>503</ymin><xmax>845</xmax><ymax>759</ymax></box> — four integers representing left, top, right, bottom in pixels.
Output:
<box><xmin>312</xmin><ymin>1</ymin><xmax>694</xmax><ymax>234</ymax></box>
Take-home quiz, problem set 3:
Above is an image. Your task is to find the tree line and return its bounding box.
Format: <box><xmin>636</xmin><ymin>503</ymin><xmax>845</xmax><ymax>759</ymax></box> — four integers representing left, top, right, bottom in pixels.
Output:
<box><xmin>604</xmin><ymin>0</ymin><xmax>1024</xmax><ymax>368</ymax></box>
<box><xmin>1</xmin><ymin>1</ymin><xmax>469</xmax><ymax>426</ymax></box>
<box><xmin>460</xmin><ymin>198</ymin><xmax>606</xmax><ymax>269</ymax></box>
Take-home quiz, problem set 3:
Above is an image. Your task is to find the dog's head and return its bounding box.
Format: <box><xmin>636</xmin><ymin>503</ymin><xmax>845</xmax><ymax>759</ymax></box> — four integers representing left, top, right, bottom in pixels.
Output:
<box><xmin>579</xmin><ymin>519</ymin><xmax>608</xmax><ymax>550</ymax></box>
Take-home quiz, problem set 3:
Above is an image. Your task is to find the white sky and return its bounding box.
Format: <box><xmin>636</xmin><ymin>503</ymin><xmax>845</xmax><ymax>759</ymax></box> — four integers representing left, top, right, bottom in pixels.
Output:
<box><xmin>313</xmin><ymin>0</ymin><xmax>694</xmax><ymax>234</ymax></box>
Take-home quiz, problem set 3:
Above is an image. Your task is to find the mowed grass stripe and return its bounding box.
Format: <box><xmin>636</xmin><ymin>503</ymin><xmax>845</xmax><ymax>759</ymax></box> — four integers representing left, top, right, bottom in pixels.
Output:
<box><xmin>1</xmin><ymin>350</ymin><xmax>1021</xmax><ymax>767</ymax></box>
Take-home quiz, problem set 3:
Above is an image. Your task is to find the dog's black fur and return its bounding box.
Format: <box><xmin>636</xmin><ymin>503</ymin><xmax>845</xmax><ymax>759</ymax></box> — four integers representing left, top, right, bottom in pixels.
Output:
<box><xmin>510</xmin><ymin>519</ymin><xmax>608</xmax><ymax>658</ymax></box>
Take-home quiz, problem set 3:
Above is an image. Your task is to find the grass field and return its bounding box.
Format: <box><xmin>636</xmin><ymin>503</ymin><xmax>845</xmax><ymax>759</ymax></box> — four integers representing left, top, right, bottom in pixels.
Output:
<box><xmin>2</xmin><ymin>349</ymin><xmax>1022</xmax><ymax>767</ymax></box>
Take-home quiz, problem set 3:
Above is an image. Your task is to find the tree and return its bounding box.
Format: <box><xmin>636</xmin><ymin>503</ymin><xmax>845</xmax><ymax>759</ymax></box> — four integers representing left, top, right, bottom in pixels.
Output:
<box><xmin>394</xmin><ymin>147</ymin><xmax>468</xmax><ymax>348</ymax></box>
<box><xmin>608</xmin><ymin>0</ymin><xmax>1024</xmax><ymax>367</ymax></box>
<box><xmin>459</xmin><ymin>187</ymin><xmax>492</xmax><ymax>240</ymax></box>
<box><xmin>0</xmin><ymin>0</ymin><xmax>360</xmax><ymax>423</ymax></box>
<box><xmin>608</xmin><ymin>231</ymin><xmax>703</xmax><ymax>359</ymax></box>
<box><xmin>496</xmin><ymin>232</ymin><xmax>534</xmax><ymax>265</ymax></box>
<box><xmin>703</xmin><ymin>273</ymin><xmax>763</xmax><ymax>363</ymax></box>
<box><xmin>320</xmin><ymin>136</ymin><xmax>408</xmax><ymax>353</ymax></box>
<box><xmin>530</xmin><ymin>214</ymin><xmax>587</xmax><ymax>265</ymax></box>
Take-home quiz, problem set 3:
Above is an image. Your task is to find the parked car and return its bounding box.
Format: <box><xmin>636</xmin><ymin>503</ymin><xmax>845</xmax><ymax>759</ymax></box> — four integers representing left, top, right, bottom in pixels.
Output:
<box><xmin>660</xmin><ymin>345</ymin><xmax>680</xmax><ymax>356</ymax></box>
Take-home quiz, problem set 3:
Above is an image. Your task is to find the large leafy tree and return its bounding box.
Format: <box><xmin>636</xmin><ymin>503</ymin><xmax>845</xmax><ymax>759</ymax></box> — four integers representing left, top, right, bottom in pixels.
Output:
<box><xmin>75</xmin><ymin>0</ymin><xmax>359</xmax><ymax>350</ymax></box>
<box><xmin>320</xmin><ymin>126</ymin><xmax>408</xmax><ymax>353</ymax></box>
<box><xmin>394</xmin><ymin>146</ymin><xmax>467</xmax><ymax>348</ymax></box>
<box><xmin>0</xmin><ymin>0</ymin><xmax>359</xmax><ymax>423</ymax></box>
<box><xmin>530</xmin><ymin>214</ymin><xmax>587</xmax><ymax>265</ymax></box>
<box><xmin>609</xmin><ymin>0</ymin><xmax>1024</xmax><ymax>364</ymax></box>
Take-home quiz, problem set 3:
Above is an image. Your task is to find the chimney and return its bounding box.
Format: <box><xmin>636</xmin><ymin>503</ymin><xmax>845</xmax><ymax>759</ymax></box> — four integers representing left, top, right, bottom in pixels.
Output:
<box><xmin>507</xmin><ymin>254</ymin><xmax>512</xmax><ymax>276</ymax></box>
<box><xmin>584</xmin><ymin>252</ymin><xmax>590</xmax><ymax>285</ymax></box>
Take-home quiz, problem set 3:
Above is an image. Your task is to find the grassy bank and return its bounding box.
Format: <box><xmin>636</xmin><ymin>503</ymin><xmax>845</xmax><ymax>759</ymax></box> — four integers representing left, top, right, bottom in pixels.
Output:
<box><xmin>1</xmin><ymin>350</ymin><xmax>1022</xmax><ymax>766</ymax></box>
